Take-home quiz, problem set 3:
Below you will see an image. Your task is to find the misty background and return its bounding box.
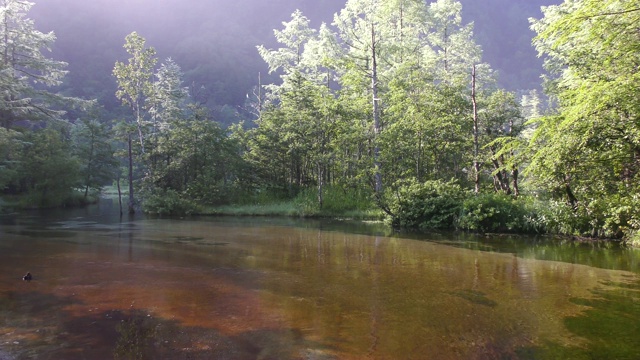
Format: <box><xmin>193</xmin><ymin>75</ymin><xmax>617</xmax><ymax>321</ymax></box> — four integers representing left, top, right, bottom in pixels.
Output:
<box><xmin>30</xmin><ymin>0</ymin><xmax>559</xmax><ymax>125</ymax></box>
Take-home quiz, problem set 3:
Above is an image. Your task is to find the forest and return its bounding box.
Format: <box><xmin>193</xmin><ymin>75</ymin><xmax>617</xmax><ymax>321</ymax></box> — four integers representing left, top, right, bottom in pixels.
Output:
<box><xmin>1</xmin><ymin>0</ymin><xmax>640</xmax><ymax>245</ymax></box>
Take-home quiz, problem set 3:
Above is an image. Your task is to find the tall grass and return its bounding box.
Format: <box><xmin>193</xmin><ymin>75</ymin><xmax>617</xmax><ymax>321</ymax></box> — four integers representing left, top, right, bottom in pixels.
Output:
<box><xmin>202</xmin><ymin>185</ymin><xmax>383</xmax><ymax>220</ymax></box>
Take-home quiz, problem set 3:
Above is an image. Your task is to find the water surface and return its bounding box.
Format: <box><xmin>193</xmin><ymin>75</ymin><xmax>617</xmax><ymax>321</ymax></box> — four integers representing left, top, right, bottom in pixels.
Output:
<box><xmin>1</xmin><ymin>202</ymin><xmax>639</xmax><ymax>359</ymax></box>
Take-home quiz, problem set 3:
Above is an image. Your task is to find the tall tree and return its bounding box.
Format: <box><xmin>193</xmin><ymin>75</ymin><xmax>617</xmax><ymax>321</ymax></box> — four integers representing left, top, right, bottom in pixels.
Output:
<box><xmin>14</xmin><ymin>127</ymin><xmax>80</xmax><ymax>207</ymax></box>
<box><xmin>333</xmin><ymin>0</ymin><xmax>425</xmax><ymax>200</ymax></box>
<box><xmin>148</xmin><ymin>58</ymin><xmax>188</xmax><ymax>133</ymax></box>
<box><xmin>425</xmin><ymin>0</ymin><xmax>482</xmax><ymax>84</ymax></box>
<box><xmin>71</xmin><ymin>110</ymin><xmax>117</xmax><ymax>200</ymax></box>
<box><xmin>113</xmin><ymin>32</ymin><xmax>158</xmax><ymax>213</ymax></box>
<box><xmin>333</xmin><ymin>0</ymin><xmax>381</xmax><ymax>197</ymax></box>
<box><xmin>0</xmin><ymin>0</ymin><xmax>70</xmax><ymax>128</ymax></box>
<box><xmin>479</xmin><ymin>89</ymin><xmax>523</xmax><ymax>195</ymax></box>
<box><xmin>256</xmin><ymin>11</ymin><xmax>343</xmax><ymax>204</ymax></box>
<box><xmin>257</xmin><ymin>10</ymin><xmax>316</xmax><ymax>99</ymax></box>
<box><xmin>113</xmin><ymin>32</ymin><xmax>158</xmax><ymax>153</ymax></box>
<box><xmin>529</xmin><ymin>0</ymin><xmax>640</xmax><ymax>236</ymax></box>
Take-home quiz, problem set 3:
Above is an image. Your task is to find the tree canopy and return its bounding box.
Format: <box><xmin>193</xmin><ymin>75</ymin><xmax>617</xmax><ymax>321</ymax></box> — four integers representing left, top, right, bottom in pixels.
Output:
<box><xmin>528</xmin><ymin>0</ymin><xmax>640</xmax><ymax>237</ymax></box>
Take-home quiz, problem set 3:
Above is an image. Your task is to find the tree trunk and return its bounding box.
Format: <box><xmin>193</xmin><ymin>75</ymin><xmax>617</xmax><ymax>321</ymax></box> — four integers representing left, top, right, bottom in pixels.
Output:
<box><xmin>117</xmin><ymin>172</ymin><xmax>123</xmax><ymax>216</ymax></box>
<box><xmin>471</xmin><ymin>65</ymin><xmax>480</xmax><ymax>194</ymax></box>
<box><xmin>564</xmin><ymin>175</ymin><xmax>578</xmax><ymax>210</ymax></box>
<box><xmin>128</xmin><ymin>133</ymin><xmax>135</xmax><ymax>214</ymax></box>
<box><xmin>508</xmin><ymin>116</ymin><xmax>519</xmax><ymax>197</ymax></box>
<box><xmin>317</xmin><ymin>162</ymin><xmax>324</xmax><ymax>208</ymax></box>
<box><xmin>371</xmin><ymin>23</ymin><xmax>383</xmax><ymax>196</ymax></box>
<box><xmin>489</xmin><ymin>145</ymin><xmax>511</xmax><ymax>195</ymax></box>
<box><xmin>511</xmin><ymin>168</ymin><xmax>520</xmax><ymax>197</ymax></box>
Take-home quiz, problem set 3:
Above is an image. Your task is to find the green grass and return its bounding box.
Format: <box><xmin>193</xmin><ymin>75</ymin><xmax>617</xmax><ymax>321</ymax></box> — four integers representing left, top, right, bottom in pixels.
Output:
<box><xmin>201</xmin><ymin>202</ymin><xmax>300</xmax><ymax>217</ymax></box>
<box><xmin>198</xmin><ymin>185</ymin><xmax>384</xmax><ymax>220</ymax></box>
<box><xmin>199</xmin><ymin>201</ymin><xmax>384</xmax><ymax>220</ymax></box>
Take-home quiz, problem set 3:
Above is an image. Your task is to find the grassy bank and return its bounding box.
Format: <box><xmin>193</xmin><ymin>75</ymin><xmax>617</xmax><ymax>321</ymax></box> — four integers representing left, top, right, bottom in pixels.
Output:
<box><xmin>0</xmin><ymin>191</ymin><xmax>99</xmax><ymax>211</ymax></box>
<box><xmin>141</xmin><ymin>185</ymin><xmax>385</xmax><ymax>220</ymax></box>
<box><xmin>199</xmin><ymin>202</ymin><xmax>384</xmax><ymax>220</ymax></box>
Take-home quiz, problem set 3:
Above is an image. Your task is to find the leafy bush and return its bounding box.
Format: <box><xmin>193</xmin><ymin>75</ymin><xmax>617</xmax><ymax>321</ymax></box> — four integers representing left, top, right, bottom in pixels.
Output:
<box><xmin>388</xmin><ymin>179</ymin><xmax>466</xmax><ymax>230</ymax></box>
<box><xmin>457</xmin><ymin>193</ymin><xmax>535</xmax><ymax>233</ymax></box>
<box><xmin>527</xmin><ymin>195</ymin><xmax>640</xmax><ymax>239</ymax></box>
<box><xmin>142</xmin><ymin>189</ymin><xmax>199</xmax><ymax>216</ymax></box>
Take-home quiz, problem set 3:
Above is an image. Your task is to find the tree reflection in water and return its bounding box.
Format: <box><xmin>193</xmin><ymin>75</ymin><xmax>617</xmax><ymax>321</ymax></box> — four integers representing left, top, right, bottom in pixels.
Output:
<box><xmin>0</xmin><ymin>211</ymin><xmax>639</xmax><ymax>359</ymax></box>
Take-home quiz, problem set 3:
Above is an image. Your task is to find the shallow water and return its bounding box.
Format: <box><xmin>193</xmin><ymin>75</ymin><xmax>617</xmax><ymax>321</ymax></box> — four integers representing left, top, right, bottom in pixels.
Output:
<box><xmin>1</xmin><ymin>201</ymin><xmax>640</xmax><ymax>359</ymax></box>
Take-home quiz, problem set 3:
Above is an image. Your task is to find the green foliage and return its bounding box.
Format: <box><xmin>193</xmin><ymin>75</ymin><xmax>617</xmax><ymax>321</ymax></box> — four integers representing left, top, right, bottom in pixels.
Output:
<box><xmin>144</xmin><ymin>106</ymin><xmax>244</xmax><ymax>206</ymax></box>
<box><xmin>204</xmin><ymin>185</ymin><xmax>382</xmax><ymax>219</ymax></box>
<box><xmin>12</xmin><ymin>128</ymin><xmax>82</xmax><ymax>208</ymax></box>
<box><xmin>113</xmin><ymin>32</ymin><xmax>157</xmax><ymax>114</ymax></box>
<box><xmin>5</xmin><ymin>0</ymin><xmax>638</xmax><ymax>247</ymax></box>
<box><xmin>457</xmin><ymin>193</ymin><xmax>537</xmax><ymax>233</ymax></box>
<box><xmin>536</xmin><ymin>195</ymin><xmax>640</xmax><ymax>239</ymax></box>
<box><xmin>0</xmin><ymin>127</ymin><xmax>21</xmax><ymax>190</ymax></box>
<box><xmin>388</xmin><ymin>179</ymin><xmax>466</xmax><ymax>230</ymax></box>
<box><xmin>71</xmin><ymin>115</ymin><xmax>118</xmax><ymax>198</ymax></box>
<box><xmin>527</xmin><ymin>0</ymin><xmax>640</xmax><ymax>239</ymax></box>
<box><xmin>141</xmin><ymin>188</ymin><xmax>199</xmax><ymax>216</ymax></box>
<box><xmin>0</xmin><ymin>0</ymin><xmax>73</xmax><ymax>127</ymax></box>
<box><xmin>293</xmin><ymin>185</ymin><xmax>375</xmax><ymax>217</ymax></box>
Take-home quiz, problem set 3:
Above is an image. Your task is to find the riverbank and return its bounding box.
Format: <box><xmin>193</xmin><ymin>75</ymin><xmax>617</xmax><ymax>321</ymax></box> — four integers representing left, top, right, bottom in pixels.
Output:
<box><xmin>198</xmin><ymin>203</ymin><xmax>384</xmax><ymax>221</ymax></box>
<box><xmin>4</xmin><ymin>191</ymin><xmax>637</xmax><ymax>247</ymax></box>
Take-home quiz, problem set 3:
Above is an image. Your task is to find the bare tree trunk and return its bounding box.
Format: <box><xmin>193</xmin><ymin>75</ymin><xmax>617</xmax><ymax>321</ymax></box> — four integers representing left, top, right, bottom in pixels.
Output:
<box><xmin>317</xmin><ymin>163</ymin><xmax>324</xmax><ymax>208</ymax></box>
<box><xmin>117</xmin><ymin>172</ymin><xmax>123</xmax><ymax>216</ymax></box>
<box><xmin>135</xmin><ymin>104</ymin><xmax>145</xmax><ymax>154</ymax></box>
<box><xmin>508</xmin><ymin>117</ymin><xmax>519</xmax><ymax>197</ymax></box>
<box><xmin>128</xmin><ymin>133</ymin><xmax>135</xmax><ymax>214</ymax></box>
<box><xmin>371</xmin><ymin>24</ymin><xmax>383</xmax><ymax>196</ymax></box>
<box><xmin>564</xmin><ymin>175</ymin><xmax>578</xmax><ymax>210</ymax></box>
<box><xmin>488</xmin><ymin>145</ymin><xmax>512</xmax><ymax>195</ymax></box>
<box><xmin>512</xmin><ymin>168</ymin><xmax>520</xmax><ymax>197</ymax></box>
<box><xmin>471</xmin><ymin>65</ymin><xmax>480</xmax><ymax>194</ymax></box>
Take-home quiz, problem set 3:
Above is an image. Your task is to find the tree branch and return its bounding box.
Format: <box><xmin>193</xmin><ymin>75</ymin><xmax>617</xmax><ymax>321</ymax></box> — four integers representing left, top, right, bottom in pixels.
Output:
<box><xmin>578</xmin><ymin>7</ymin><xmax>640</xmax><ymax>19</ymax></box>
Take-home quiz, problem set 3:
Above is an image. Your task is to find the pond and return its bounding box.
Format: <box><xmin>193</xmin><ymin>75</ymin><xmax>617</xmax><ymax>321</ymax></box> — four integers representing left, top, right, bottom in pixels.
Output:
<box><xmin>1</xmin><ymin>200</ymin><xmax>640</xmax><ymax>359</ymax></box>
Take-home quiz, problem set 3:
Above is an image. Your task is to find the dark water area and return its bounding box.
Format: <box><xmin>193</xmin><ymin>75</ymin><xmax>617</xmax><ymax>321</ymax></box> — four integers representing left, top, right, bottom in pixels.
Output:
<box><xmin>1</xmin><ymin>200</ymin><xmax>640</xmax><ymax>359</ymax></box>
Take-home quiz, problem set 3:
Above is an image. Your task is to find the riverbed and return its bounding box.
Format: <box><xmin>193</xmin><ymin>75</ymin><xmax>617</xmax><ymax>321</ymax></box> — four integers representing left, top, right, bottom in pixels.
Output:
<box><xmin>1</xmin><ymin>201</ymin><xmax>639</xmax><ymax>359</ymax></box>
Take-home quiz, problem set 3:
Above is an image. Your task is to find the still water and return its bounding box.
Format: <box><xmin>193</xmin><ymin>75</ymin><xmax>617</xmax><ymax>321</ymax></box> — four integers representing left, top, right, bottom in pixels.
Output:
<box><xmin>1</xmin><ymin>200</ymin><xmax>640</xmax><ymax>359</ymax></box>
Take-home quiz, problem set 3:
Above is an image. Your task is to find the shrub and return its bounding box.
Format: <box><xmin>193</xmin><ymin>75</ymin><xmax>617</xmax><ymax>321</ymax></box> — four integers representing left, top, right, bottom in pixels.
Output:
<box><xmin>457</xmin><ymin>193</ymin><xmax>532</xmax><ymax>233</ymax></box>
<box><xmin>142</xmin><ymin>189</ymin><xmax>199</xmax><ymax>216</ymax></box>
<box><xmin>388</xmin><ymin>179</ymin><xmax>466</xmax><ymax>230</ymax></box>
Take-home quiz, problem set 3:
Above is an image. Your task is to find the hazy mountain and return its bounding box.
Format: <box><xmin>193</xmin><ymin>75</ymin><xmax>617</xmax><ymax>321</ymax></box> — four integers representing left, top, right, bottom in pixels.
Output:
<box><xmin>29</xmin><ymin>0</ymin><xmax>560</xmax><ymax>123</ymax></box>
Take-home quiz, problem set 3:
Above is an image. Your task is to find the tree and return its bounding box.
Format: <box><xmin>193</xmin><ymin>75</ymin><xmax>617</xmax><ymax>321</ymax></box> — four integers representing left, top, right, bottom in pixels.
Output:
<box><xmin>113</xmin><ymin>32</ymin><xmax>158</xmax><ymax>152</ymax></box>
<box><xmin>384</xmin><ymin>69</ymin><xmax>471</xmax><ymax>187</ymax></box>
<box><xmin>71</xmin><ymin>110</ymin><xmax>117</xmax><ymax>200</ymax></box>
<box><xmin>256</xmin><ymin>11</ymin><xmax>344</xmax><ymax>205</ymax></box>
<box><xmin>0</xmin><ymin>0</ymin><xmax>72</xmax><ymax>128</ymax></box>
<box><xmin>113</xmin><ymin>32</ymin><xmax>158</xmax><ymax>213</ymax></box>
<box><xmin>257</xmin><ymin>10</ymin><xmax>315</xmax><ymax>98</ymax></box>
<box><xmin>252</xmin><ymin>0</ymin><xmax>497</xmax><ymax>206</ymax></box>
<box><xmin>14</xmin><ymin>127</ymin><xmax>80</xmax><ymax>207</ymax></box>
<box><xmin>529</xmin><ymin>0</ymin><xmax>640</xmax><ymax>236</ymax></box>
<box><xmin>425</xmin><ymin>0</ymin><xmax>482</xmax><ymax>85</ymax></box>
<box><xmin>148</xmin><ymin>59</ymin><xmax>188</xmax><ymax>133</ymax></box>
<box><xmin>0</xmin><ymin>126</ymin><xmax>20</xmax><ymax>190</ymax></box>
<box><xmin>333</xmin><ymin>0</ymin><xmax>390</xmax><ymax>198</ymax></box>
<box><xmin>479</xmin><ymin>90</ymin><xmax>523</xmax><ymax>196</ymax></box>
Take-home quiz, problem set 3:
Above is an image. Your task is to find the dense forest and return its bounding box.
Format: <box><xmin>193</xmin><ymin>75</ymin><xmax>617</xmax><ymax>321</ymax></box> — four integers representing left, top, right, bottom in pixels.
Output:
<box><xmin>2</xmin><ymin>0</ymin><xmax>640</xmax><ymax>245</ymax></box>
